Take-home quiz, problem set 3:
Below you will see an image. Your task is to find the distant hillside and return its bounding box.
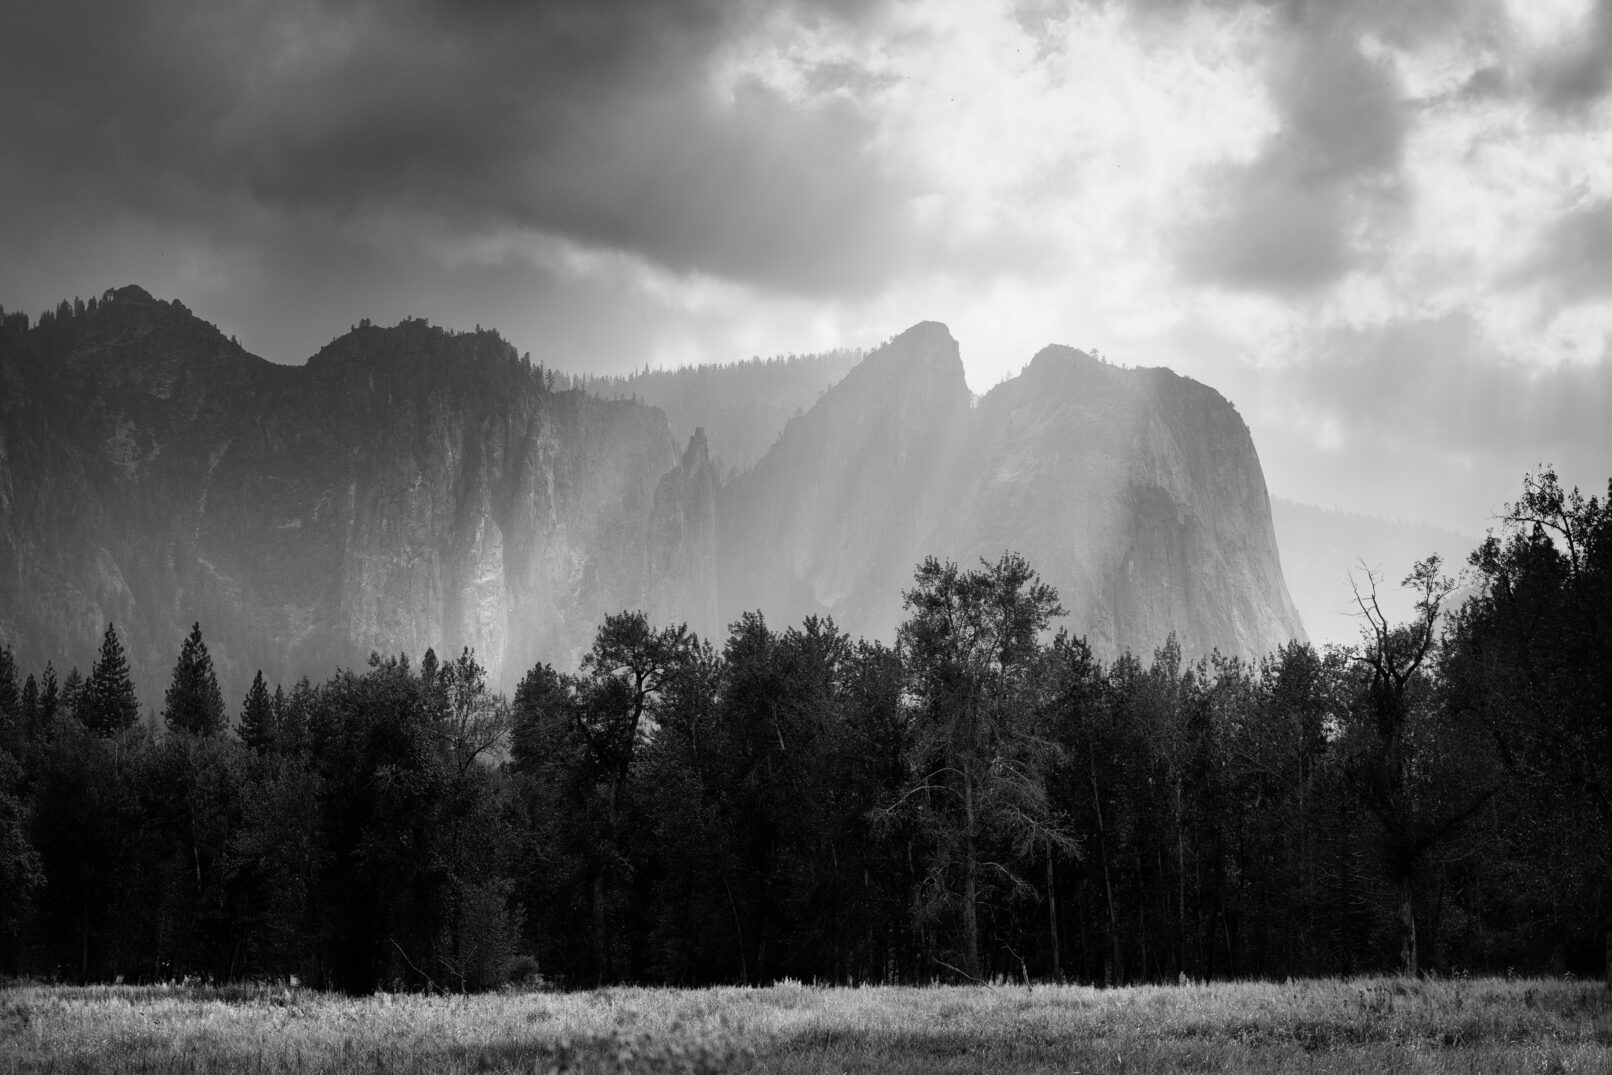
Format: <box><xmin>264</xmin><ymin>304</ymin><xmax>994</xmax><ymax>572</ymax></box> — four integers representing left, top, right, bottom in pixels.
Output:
<box><xmin>1272</xmin><ymin>498</ymin><xmax>1480</xmax><ymax>649</ymax></box>
<box><xmin>573</xmin><ymin>349</ymin><xmax>862</xmax><ymax>475</ymax></box>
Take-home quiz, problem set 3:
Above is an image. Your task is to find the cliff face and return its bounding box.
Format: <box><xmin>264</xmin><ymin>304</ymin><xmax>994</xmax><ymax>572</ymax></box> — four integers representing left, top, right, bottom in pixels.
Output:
<box><xmin>646</xmin><ymin>427</ymin><xmax>720</xmax><ymax>633</ymax></box>
<box><xmin>0</xmin><ymin>287</ymin><xmax>705</xmax><ymax>701</ymax></box>
<box><xmin>718</xmin><ymin>322</ymin><xmax>972</xmax><ymax>637</ymax></box>
<box><xmin>0</xmin><ymin>290</ymin><xmax>1302</xmax><ymax>702</ymax></box>
<box><xmin>952</xmin><ymin>345</ymin><xmax>1303</xmax><ymax>659</ymax></box>
<box><xmin>720</xmin><ymin>332</ymin><xmax>1305</xmax><ymax>660</ymax></box>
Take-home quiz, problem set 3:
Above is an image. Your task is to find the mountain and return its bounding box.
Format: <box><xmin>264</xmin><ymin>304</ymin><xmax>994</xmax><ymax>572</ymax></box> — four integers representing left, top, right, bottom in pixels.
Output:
<box><xmin>1271</xmin><ymin>498</ymin><xmax>1479</xmax><ymax>649</ymax></box>
<box><xmin>0</xmin><ymin>287</ymin><xmax>711</xmax><ymax>703</ymax></box>
<box><xmin>0</xmin><ymin>288</ymin><xmax>1303</xmax><ymax>702</ymax></box>
<box><xmin>719</xmin><ymin>322</ymin><xmax>971</xmax><ymax>641</ymax></box>
<box><xmin>719</xmin><ymin>324</ymin><xmax>1306</xmax><ymax>660</ymax></box>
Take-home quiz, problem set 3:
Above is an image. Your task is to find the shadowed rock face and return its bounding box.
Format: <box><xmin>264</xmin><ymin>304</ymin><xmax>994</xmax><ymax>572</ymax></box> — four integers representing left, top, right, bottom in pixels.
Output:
<box><xmin>0</xmin><ymin>287</ymin><xmax>710</xmax><ymax>702</ymax></box>
<box><xmin>0</xmin><ymin>289</ymin><xmax>1301</xmax><ymax>703</ymax></box>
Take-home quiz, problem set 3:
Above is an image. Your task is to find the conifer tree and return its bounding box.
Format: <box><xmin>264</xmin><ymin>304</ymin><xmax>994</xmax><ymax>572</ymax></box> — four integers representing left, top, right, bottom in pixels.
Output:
<box><xmin>38</xmin><ymin>663</ymin><xmax>58</xmax><ymax>727</ymax></box>
<box><xmin>84</xmin><ymin>624</ymin><xmax>140</xmax><ymax>736</ymax></box>
<box><xmin>275</xmin><ymin>677</ymin><xmax>314</xmax><ymax>757</ymax></box>
<box><xmin>60</xmin><ymin>668</ymin><xmax>84</xmax><ymax>724</ymax></box>
<box><xmin>163</xmin><ymin>622</ymin><xmax>226</xmax><ymax>736</ymax></box>
<box><xmin>19</xmin><ymin>676</ymin><xmax>38</xmax><ymax>735</ymax></box>
<box><xmin>238</xmin><ymin>671</ymin><xmax>276</xmax><ymax>754</ymax></box>
<box><xmin>0</xmin><ymin>647</ymin><xmax>17</xmax><ymax>749</ymax></box>
<box><xmin>13</xmin><ymin>675</ymin><xmax>37</xmax><ymax>761</ymax></box>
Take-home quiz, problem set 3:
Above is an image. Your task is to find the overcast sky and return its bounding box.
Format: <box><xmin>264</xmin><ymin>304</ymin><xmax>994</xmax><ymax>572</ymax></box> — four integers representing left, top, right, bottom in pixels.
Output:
<box><xmin>2</xmin><ymin>0</ymin><xmax>1607</xmax><ymax>533</ymax></box>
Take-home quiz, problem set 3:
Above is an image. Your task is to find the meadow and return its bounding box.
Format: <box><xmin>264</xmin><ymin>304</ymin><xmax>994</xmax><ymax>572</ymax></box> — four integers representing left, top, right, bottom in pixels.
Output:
<box><xmin>2</xmin><ymin>977</ymin><xmax>1610</xmax><ymax>1074</ymax></box>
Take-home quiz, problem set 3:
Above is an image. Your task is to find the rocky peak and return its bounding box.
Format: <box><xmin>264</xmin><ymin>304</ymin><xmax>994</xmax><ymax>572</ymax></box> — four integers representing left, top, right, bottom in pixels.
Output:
<box><xmin>855</xmin><ymin>320</ymin><xmax>963</xmax><ymax>385</ymax></box>
<box><xmin>883</xmin><ymin>319</ymin><xmax>956</xmax><ymax>354</ymax></box>
<box><xmin>308</xmin><ymin>318</ymin><xmax>515</xmax><ymax>371</ymax></box>
<box><xmin>721</xmin><ymin>328</ymin><xmax>1306</xmax><ymax>659</ymax></box>
<box><xmin>104</xmin><ymin>284</ymin><xmax>159</xmax><ymax>305</ymax></box>
<box><xmin>681</xmin><ymin>426</ymin><xmax>711</xmax><ymax>470</ymax></box>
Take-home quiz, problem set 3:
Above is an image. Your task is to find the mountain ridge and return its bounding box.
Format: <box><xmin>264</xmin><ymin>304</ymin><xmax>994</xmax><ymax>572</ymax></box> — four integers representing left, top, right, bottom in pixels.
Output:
<box><xmin>0</xmin><ymin>286</ymin><xmax>1305</xmax><ymax>701</ymax></box>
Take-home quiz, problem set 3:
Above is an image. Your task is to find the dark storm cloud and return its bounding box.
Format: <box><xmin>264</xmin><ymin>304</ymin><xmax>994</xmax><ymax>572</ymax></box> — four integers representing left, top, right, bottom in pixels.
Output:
<box><xmin>0</xmin><ymin>0</ymin><xmax>909</xmax><ymax>297</ymax></box>
<box><xmin>1175</xmin><ymin>5</ymin><xmax>1407</xmax><ymax>292</ymax></box>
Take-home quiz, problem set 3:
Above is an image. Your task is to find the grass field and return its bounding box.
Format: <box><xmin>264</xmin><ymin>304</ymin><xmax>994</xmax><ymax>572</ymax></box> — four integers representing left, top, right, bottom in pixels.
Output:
<box><xmin>2</xmin><ymin>976</ymin><xmax>1610</xmax><ymax>1073</ymax></box>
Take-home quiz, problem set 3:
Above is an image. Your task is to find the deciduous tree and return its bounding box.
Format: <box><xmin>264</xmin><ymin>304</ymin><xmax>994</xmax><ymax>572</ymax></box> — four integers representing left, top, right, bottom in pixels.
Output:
<box><xmin>892</xmin><ymin>553</ymin><xmax>1074</xmax><ymax>980</ymax></box>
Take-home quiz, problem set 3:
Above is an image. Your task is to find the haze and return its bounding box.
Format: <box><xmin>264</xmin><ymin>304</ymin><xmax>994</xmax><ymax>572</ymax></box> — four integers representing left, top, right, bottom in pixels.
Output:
<box><xmin>2</xmin><ymin>0</ymin><xmax>1607</xmax><ymax>534</ymax></box>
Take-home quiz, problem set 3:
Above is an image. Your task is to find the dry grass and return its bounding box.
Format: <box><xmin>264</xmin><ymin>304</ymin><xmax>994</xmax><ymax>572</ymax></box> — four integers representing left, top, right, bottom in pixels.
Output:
<box><xmin>1</xmin><ymin>976</ymin><xmax>1609</xmax><ymax>1073</ymax></box>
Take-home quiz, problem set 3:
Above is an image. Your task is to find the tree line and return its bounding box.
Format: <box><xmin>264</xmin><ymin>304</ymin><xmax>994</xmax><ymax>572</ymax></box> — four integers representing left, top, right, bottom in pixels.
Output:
<box><xmin>0</xmin><ymin>468</ymin><xmax>1606</xmax><ymax>992</ymax></box>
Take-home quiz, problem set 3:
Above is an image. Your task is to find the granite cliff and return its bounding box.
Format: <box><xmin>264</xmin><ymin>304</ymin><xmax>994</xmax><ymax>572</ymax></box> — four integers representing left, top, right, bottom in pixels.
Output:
<box><xmin>0</xmin><ymin>289</ymin><xmax>1303</xmax><ymax>702</ymax></box>
<box><xmin>0</xmin><ymin>287</ymin><xmax>712</xmax><ymax>702</ymax></box>
<box><xmin>719</xmin><ymin>324</ymin><xmax>1306</xmax><ymax>660</ymax></box>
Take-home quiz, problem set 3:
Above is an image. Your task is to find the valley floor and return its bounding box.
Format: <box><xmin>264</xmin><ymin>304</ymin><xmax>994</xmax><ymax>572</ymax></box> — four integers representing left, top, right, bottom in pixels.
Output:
<box><xmin>1</xmin><ymin>976</ymin><xmax>1609</xmax><ymax>1074</ymax></box>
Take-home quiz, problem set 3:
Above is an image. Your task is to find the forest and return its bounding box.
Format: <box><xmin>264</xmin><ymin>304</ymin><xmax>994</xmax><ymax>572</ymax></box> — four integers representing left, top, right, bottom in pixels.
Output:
<box><xmin>0</xmin><ymin>467</ymin><xmax>1606</xmax><ymax>995</ymax></box>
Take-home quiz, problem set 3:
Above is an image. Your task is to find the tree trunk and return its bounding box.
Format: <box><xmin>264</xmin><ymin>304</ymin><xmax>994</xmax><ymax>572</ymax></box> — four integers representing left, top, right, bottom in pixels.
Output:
<box><xmin>592</xmin><ymin>869</ymin><xmax>608</xmax><ymax>986</ymax></box>
<box><xmin>1398</xmin><ymin>875</ymin><xmax>1418</xmax><ymax>977</ymax></box>
<box><xmin>721</xmin><ymin>874</ymin><xmax>748</xmax><ymax>984</ymax></box>
<box><xmin>594</xmin><ymin>777</ymin><xmax>620</xmax><ymax>986</ymax></box>
<box><xmin>1604</xmin><ymin>910</ymin><xmax>1611</xmax><ymax>991</ymax></box>
<box><xmin>1046</xmin><ymin>847</ymin><xmax>1062</xmax><ymax>982</ymax></box>
<box><xmin>1137</xmin><ymin>854</ymin><xmax>1148</xmax><ymax>981</ymax></box>
<box><xmin>962</xmin><ymin>773</ymin><xmax>980</xmax><ymax>979</ymax></box>
<box><xmin>1088</xmin><ymin>745</ymin><xmax>1122</xmax><ymax>983</ymax></box>
<box><xmin>1176</xmin><ymin>781</ymin><xmax>1186</xmax><ymax>978</ymax></box>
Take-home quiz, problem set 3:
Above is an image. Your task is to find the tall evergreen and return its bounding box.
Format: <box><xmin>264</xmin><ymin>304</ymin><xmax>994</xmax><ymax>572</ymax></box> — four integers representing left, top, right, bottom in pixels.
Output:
<box><xmin>19</xmin><ymin>676</ymin><xmax>38</xmax><ymax>732</ymax></box>
<box><xmin>38</xmin><ymin>663</ymin><xmax>59</xmax><ymax>728</ymax></box>
<box><xmin>163</xmin><ymin>622</ymin><xmax>226</xmax><ymax>736</ymax></box>
<box><xmin>275</xmin><ymin>678</ymin><xmax>314</xmax><ymax>757</ymax></box>
<box><xmin>59</xmin><ymin>667</ymin><xmax>84</xmax><ymax>724</ymax></box>
<box><xmin>238</xmin><ymin>671</ymin><xmax>276</xmax><ymax>754</ymax></box>
<box><xmin>0</xmin><ymin>647</ymin><xmax>18</xmax><ymax>751</ymax></box>
<box><xmin>84</xmin><ymin>626</ymin><xmax>140</xmax><ymax>736</ymax></box>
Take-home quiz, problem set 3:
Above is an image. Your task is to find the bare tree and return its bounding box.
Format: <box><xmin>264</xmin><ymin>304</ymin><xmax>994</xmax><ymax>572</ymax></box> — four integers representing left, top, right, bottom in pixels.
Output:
<box><xmin>1342</xmin><ymin>556</ymin><xmax>1495</xmax><ymax>976</ymax></box>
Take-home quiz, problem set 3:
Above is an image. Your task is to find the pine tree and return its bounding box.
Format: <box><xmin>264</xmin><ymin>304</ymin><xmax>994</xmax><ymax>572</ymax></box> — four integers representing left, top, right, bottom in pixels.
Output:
<box><xmin>163</xmin><ymin>622</ymin><xmax>226</xmax><ymax>736</ymax></box>
<box><xmin>19</xmin><ymin>676</ymin><xmax>38</xmax><ymax>736</ymax></box>
<box><xmin>84</xmin><ymin>624</ymin><xmax>140</xmax><ymax>736</ymax></box>
<box><xmin>275</xmin><ymin>677</ymin><xmax>314</xmax><ymax>757</ymax></box>
<box><xmin>60</xmin><ymin>667</ymin><xmax>83</xmax><ymax>724</ymax></box>
<box><xmin>38</xmin><ymin>663</ymin><xmax>58</xmax><ymax>726</ymax></box>
<box><xmin>0</xmin><ymin>647</ymin><xmax>17</xmax><ymax>749</ymax></box>
<box><xmin>238</xmin><ymin>671</ymin><xmax>276</xmax><ymax>754</ymax></box>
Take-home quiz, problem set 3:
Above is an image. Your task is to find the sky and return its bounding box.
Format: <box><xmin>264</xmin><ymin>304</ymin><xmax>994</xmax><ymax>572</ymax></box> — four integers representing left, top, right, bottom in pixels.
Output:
<box><xmin>1</xmin><ymin>0</ymin><xmax>1608</xmax><ymax>534</ymax></box>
